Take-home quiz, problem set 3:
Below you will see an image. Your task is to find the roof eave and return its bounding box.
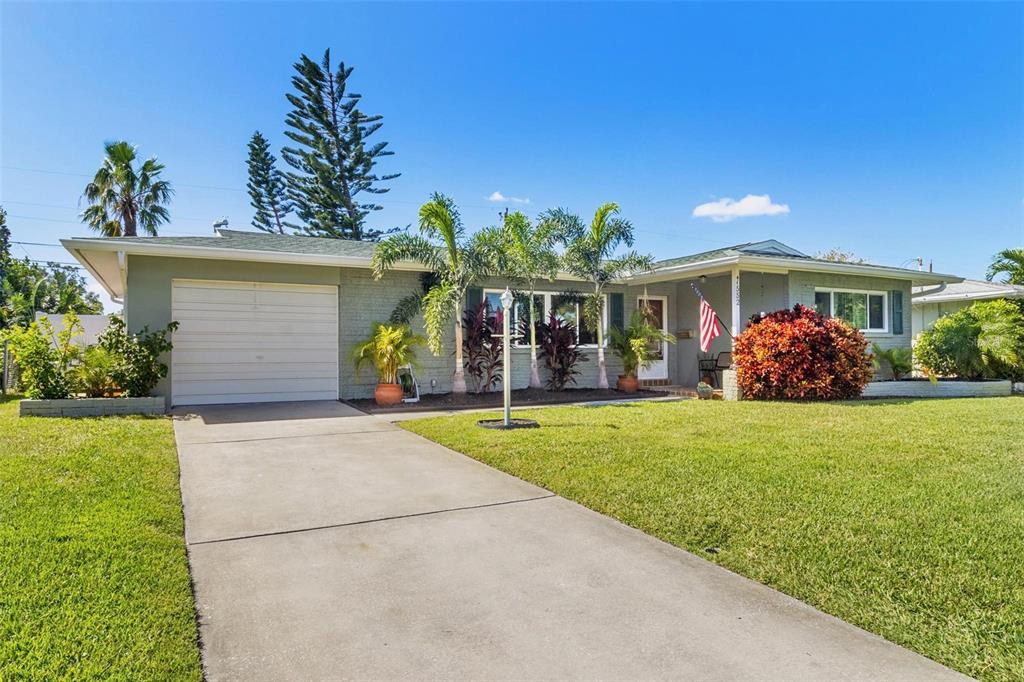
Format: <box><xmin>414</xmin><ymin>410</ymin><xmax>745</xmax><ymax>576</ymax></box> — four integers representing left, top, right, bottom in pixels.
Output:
<box><xmin>61</xmin><ymin>238</ymin><xmax>430</xmax><ymax>273</ymax></box>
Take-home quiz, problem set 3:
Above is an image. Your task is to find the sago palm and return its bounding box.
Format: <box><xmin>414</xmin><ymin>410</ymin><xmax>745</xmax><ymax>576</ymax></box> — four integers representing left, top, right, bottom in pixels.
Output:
<box><xmin>547</xmin><ymin>202</ymin><xmax>653</xmax><ymax>389</ymax></box>
<box><xmin>372</xmin><ymin>192</ymin><xmax>497</xmax><ymax>394</ymax></box>
<box><xmin>476</xmin><ymin>211</ymin><xmax>560</xmax><ymax>388</ymax></box>
<box><xmin>81</xmin><ymin>141</ymin><xmax>173</xmax><ymax>237</ymax></box>
<box><xmin>987</xmin><ymin>248</ymin><xmax>1024</xmax><ymax>286</ymax></box>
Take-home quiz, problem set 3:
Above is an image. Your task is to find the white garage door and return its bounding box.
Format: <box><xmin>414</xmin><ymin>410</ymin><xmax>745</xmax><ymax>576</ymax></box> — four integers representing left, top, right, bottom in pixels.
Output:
<box><xmin>171</xmin><ymin>279</ymin><xmax>339</xmax><ymax>405</ymax></box>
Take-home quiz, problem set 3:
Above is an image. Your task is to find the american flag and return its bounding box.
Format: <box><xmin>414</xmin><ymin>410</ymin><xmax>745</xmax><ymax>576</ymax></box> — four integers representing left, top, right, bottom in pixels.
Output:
<box><xmin>699</xmin><ymin>297</ymin><xmax>721</xmax><ymax>352</ymax></box>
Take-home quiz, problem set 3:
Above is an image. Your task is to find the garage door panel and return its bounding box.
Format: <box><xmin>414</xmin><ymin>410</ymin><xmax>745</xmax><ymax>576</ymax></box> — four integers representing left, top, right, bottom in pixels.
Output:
<box><xmin>174</xmin><ymin>319</ymin><xmax>338</xmax><ymax>336</ymax></box>
<box><xmin>172</xmin><ymin>331</ymin><xmax>335</xmax><ymax>348</ymax></box>
<box><xmin>173</xmin><ymin>363</ymin><xmax>337</xmax><ymax>381</ymax></box>
<box><xmin>171</xmin><ymin>280</ymin><xmax>339</xmax><ymax>406</ymax></box>
<box><xmin>173</xmin><ymin>347</ymin><xmax>339</xmax><ymax>365</ymax></box>
<box><xmin>171</xmin><ymin>308</ymin><xmax>338</xmax><ymax>324</ymax></box>
<box><xmin>174</xmin><ymin>377</ymin><xmax>339</xmax><ymax>395</ymax></box>
<box><xmin>172</xmin><ymin>390</ymin><xmax>339</xmax><ymax>406</ymax></box>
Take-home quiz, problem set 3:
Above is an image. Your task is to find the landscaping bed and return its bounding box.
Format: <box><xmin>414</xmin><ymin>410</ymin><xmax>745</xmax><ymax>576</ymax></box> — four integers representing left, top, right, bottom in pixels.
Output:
<box><xmin>349</xmin><ymin>386</ymin><xmax>662</xmax><ymax>413</ymax></box>
<box><xmin>863</xmin><ymin>378</ymin><xmax>1011</xmax><ymax>399</ymax></box>
<box><xmin>403</xmin><ymin>397</ymin><xmax>1024</xmax><ymax>681</ymax></box>
<box><xmin>0</xmin><ymin>394</ymin><xmax>202</xmax><ymax>679</ymax></box>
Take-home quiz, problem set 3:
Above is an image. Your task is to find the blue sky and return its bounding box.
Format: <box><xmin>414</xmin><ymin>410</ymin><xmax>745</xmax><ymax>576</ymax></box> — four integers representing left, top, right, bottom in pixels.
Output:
<box><xmin>2</xmin><ymin>2</ymin><xmax>1021</xmax><ymax>312</ymax></box>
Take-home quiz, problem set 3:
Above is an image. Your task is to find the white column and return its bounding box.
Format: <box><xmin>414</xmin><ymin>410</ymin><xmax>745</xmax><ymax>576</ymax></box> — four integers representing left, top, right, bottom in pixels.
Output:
<box><xmin>730</xmin><ymin>267</ymin><xmax>741</xmax><ymax>345</ymax></box>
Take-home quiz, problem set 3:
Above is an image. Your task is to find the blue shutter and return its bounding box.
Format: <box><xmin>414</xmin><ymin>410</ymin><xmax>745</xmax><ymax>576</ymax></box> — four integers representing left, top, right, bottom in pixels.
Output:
<box><xmin>609</xmin><ymin>292</ymin><xmax>625</xmax><ymax>331</ymax></box>
<box><xmin>465</xmin><ymin>287</ymin><xmax>483</xmax><ymax>315</ymax></box>
<box><xmin>890</xmin><ymin>290</ymin><xmax>903</xmax><ymax>335</ymax></box>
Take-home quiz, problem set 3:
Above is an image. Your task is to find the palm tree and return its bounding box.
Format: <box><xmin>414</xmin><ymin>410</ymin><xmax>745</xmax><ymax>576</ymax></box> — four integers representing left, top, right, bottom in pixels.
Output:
<box><xmin>81</xmin><ymin>141</ymin><xmax>173</xmax><ymax>237</ymax></box>
<box><xmin>547</xmin><ymin>202</ymin><xmax>652</xmax><ymax>389</ymax></box>
<box><xmin>372</xmin><ymin>193</ymin><xmax>496</xmax><ymax>394</ymax></box>
<box><xmin>987</xmin><ymin>248</ymin><xmax>1024</xmax><ymax>285</ymax></box>
<box><xmin>477</xmin><ymin>211</ymin><xmax>560</xmax><ymax>388</ymax></box>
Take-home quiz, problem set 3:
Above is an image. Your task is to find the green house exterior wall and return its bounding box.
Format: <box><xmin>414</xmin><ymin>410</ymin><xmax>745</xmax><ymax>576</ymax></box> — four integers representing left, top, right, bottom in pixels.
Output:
<box><xmin>126</xmin><ymin>254</ymin><xmax>916</xmax><ymax>402</ymax></box>
<box><xmin>788</xmin><ymin>271</ymin><xmax>914</xmax><ymax>353</ymax></box>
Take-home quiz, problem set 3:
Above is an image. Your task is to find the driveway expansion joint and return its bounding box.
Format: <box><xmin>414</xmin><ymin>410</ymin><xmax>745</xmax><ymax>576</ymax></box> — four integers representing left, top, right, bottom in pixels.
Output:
<box><xmin>187</xmin><ymin>493</ymin><xmax>557</xmax><ymax>547</ymax></box>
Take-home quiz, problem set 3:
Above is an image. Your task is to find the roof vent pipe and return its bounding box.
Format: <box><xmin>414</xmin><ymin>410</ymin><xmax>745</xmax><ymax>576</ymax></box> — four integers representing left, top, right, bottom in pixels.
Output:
<box><xmin>212</xmin><ymin>218</ymin><xmax>229</xmax><ymax>235</ymax></box>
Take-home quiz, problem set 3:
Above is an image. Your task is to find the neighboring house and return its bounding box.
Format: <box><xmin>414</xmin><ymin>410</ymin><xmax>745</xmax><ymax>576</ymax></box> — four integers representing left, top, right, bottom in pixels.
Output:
<box><xmin>912</xmin><ymin>279</ymin><xmax>1024</xmax><ymax>337</ymax></box>
<box><xmin>62</xmin><ymin>230</ymin><xmax>959</xmax><ymax>406</ymax></box>
<box><xmin>34</xmin><ymin>312</ymin><xmax>113</xmax><ymax>347</ymax></box>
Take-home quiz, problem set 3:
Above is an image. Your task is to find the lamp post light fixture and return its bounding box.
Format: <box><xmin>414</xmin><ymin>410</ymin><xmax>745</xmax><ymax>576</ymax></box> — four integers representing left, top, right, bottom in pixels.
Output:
<box><xmin>500</xmin><ymin>287</ymin><xmax>514</xmax><ymax>427</ymax></box>
<box><xmin>476</xmin><ymin>287</ymin><xmax>539</xmax><ymax>430</ymax></box>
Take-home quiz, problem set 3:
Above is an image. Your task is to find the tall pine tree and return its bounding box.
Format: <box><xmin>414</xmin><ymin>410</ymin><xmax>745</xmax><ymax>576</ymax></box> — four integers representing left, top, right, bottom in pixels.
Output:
<box><xmin>246</xmin><ymin>131</ymin><xmax>291</xmax><ymax>234</ymax></box>
<box><xmin>281</xmin><ymin>49</ymin><xmax>399</xmax><ymax>241</ymax></box>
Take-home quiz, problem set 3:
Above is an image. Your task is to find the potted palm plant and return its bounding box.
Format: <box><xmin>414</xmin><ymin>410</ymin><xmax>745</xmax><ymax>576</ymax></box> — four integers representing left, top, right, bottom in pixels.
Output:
<box><xmin>352</xmin><ymin>323</ymin><xmax>426</xmax><ymax>406</ymax></box>
<box><xmin>609</xmin><ymin>308</ymin><xmax>676</xmax><ymax>393</ymax></box>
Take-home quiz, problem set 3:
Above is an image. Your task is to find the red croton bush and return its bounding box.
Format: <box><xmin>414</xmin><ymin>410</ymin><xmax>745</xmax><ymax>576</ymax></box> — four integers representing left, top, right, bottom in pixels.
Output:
<box><xmin>733</xmin><ymin>304</ymin><xmax>874</xmax><ymax>400</ymax></box>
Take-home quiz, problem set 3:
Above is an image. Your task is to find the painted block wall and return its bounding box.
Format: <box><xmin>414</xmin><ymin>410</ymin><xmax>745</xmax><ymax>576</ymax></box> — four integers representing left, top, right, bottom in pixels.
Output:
<box><xmin>127</xmin><ymin>256</ymin><xmax>632</xmax><ymax>402</ymax></box>
<box><xmin>788</xmin><ymin>272</ymin><xmax>913</xmax><ymax>352</ymax></box>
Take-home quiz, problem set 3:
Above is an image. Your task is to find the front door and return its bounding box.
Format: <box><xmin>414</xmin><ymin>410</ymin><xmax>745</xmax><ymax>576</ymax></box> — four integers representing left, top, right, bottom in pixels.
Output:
<box><xmin>637</xmin><ymin>296</ymin><xmax>668</xmax><ymax>381</ymax></box>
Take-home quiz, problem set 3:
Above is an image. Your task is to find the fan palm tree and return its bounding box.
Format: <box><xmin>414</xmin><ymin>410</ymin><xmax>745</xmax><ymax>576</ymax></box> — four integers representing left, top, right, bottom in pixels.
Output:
<box><xmin>81</xmin><ymin>141</ymin><xmax>173</xmax><ymax>237</ymax></box>
<box><xmin>372</xmin><ymin>193</ymin><xmax>497</xmax><ymax>394</ymax></box>
<box><xmin>987</xmin><ymin>248</ymin><xmax>1024</xmax><ymax>285</ymax></box>
<box><xmin>547</xmin><ymin>202</ymin><xmax>653</xmax><ymax>389</ymax></box>
<box><xmin>477</xmin><ymin>211</ymin><xmax>560</xmax><ymax>388</ymax></box>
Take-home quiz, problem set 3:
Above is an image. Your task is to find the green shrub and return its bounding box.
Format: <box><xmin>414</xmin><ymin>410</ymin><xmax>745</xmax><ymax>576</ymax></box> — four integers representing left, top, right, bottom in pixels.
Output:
<box><xmin>98</xmin><ymin>317</ymin><xmax>178</xmax><ymax>397</ymax></box>
<box><xmin>871</xmin><ymin>344</ymin><xmax>913</xmax><ymax>380</ymax></box>
<box><xmin>974</xmin><ymin>299</ymin><xmax>1024</xmax><ymax>382</ymax></box>
<box><xmin>733</xmin><ymin>305</ymin><xmax>874</xmax><ymax>400</ymax></box>
<box><xmin>75</xmin><ymin>345</ymin><xmax>116</xmax><ymax>397</ymax></box>
<box><xmin>3</xmin><ymin>313</ymin><xmax>81</xmax><ymax>399</ymax></box>
<box><xmin>609</xmin><ymin>308</ymin><xmax>677</xmax><ymax>378</ymax></box>
<box><xmin>915</xmin><ymin>300</ymin><xmax>1024</xmax><ymax>381</ymax></box>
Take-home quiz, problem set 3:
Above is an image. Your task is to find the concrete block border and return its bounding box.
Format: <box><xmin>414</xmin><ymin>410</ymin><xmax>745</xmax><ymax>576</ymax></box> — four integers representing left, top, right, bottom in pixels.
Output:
<box><xmin>20</xmin><ymin>396</ymin><xmax>166</xmax><ymax>418</ymax></box>
<box><xmin>862</xmin><ymin>380</ymin><xmax>1012</xmax><ymax>399</ymax></box>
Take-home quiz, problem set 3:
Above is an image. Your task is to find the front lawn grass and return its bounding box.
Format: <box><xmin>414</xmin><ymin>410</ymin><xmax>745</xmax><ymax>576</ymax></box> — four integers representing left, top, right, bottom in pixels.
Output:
<box><xmin>0</xmin><ymin>395</ymin><xmax>202</xmax><ymax>680</ymax></box>
<box><xmin>403</xmin><ymin>397</ymin><xmax>1024</xmax><ymax>680</ymax></box>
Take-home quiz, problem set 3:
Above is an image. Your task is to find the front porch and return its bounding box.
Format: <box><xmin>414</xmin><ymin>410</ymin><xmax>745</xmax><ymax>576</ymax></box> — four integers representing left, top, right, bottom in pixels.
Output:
<box><xmin>624</xmin><ymin>268</ymin><xmax>789</xmax><ymax>389</ymax></box>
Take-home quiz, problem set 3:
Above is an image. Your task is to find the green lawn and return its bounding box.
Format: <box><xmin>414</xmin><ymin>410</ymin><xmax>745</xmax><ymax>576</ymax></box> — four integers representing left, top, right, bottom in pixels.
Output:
<box><xmin>404</xmin><ymin>397</ymin><xmax>1024</xmax><ymax>681</ymax></box>
<box><xmin>0</xmin><ymin>395</ymin><xmax>202</xmax><ymax>680</ymax></box>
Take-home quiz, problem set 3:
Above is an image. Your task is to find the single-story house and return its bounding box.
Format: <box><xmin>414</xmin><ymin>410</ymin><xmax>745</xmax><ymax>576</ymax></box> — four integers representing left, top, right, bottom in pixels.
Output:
<box><xmin>912</xmin><ymin>279</ymin><xmax>1024</xmax><ymax>337</ymax></box>
<box><xmin>62</xmin><ymin>229</ymin><xmax>959</xmax><ymax>406</ymax></box>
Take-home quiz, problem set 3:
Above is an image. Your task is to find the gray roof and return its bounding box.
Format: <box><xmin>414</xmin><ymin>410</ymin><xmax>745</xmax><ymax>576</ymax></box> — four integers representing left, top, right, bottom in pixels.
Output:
<box><xmin>97</xmin><ymin>229</ymin><xmax>379</xmax><ymax>258</ymax></box>
<box><xmin>913</xmin><ymin>278</ymin><xmax>1024</xmax><ymax>303</ymax></box>
<box><xmin>652</xmin><ymin>240</ymin><xmax>810</xmax><ymax>269</ymax></box>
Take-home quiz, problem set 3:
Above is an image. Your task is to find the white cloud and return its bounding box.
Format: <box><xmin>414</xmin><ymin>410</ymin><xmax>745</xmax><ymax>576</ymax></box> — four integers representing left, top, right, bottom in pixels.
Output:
<box><xmin>487</xmin><ymin>191</ymin><xmax>530</xmax><ymax>204</ymax></box>
<box><xmin>692</xmin><ymin>194</ymin><xmax>790</xmax><ymax>222</ymax></box>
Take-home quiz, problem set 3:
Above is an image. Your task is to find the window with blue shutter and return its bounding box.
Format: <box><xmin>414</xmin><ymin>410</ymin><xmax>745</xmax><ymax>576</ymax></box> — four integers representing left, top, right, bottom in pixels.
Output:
<box><xmin>609</xmin><ymin>292</ymin><xmax>625</xmax><ymax>331</ymax></box>
<box><xmin>890</xmin><ymin>290</ymin><xmax>904</xmax><ymax>335</ymax></box>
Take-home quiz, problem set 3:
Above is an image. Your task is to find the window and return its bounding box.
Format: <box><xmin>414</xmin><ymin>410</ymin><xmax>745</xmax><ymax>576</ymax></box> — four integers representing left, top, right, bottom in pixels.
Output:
<box><xmin>814</xmin><ymin>288</ymin><xmax>888</xmax><ymax>332</ymax></box>
<box><xmin>483</xmin><ymin>290</ymin><xmax>607</xmax><ymax>346</ymax></box>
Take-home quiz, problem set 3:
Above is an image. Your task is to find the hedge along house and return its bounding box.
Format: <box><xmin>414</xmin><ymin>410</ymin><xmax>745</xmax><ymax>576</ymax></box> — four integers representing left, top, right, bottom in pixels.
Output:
<box><xmin>63</xmin><ymin>230</ymin><xmax>959</xmax><ymax>406</ymax></box>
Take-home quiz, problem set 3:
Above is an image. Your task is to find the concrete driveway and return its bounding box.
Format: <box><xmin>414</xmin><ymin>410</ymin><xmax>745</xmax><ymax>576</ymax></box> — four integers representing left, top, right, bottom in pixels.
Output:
<box><xmin>174</xmin><ymin>401</ymin><xmax>964</xmax><ymax>681</ymax></box>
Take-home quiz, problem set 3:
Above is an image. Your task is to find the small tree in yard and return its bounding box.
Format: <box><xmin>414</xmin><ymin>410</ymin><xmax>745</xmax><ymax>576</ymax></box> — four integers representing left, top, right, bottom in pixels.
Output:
<box><xmin>476</xmin><ymin>211</ymin><xmax>559</xmax><ymax>388</ymax></box>
<box><xmin>546</xmin><ymin>203</ymin><xmax>652</xmax><ymax>390</ymax></box>
<box><xmin>372</xmin><ymin>193</ymin><xmax>497</xmax><ymax>394</ymax></box>
<box><xmin>537</xmin><ymin>312</ymin><xmax>587</xmax><ymax>391</ymax></box>
<box><xmin>733</xmin><ymin>304</ymin><xmax>873</xmax><ymax>400</ymax></box>
<box><xmin>916</xmin><ymin>300</ymin><xmax>1024</xmax><ymax>382</ymax></box>
<box><xmin>98</xmin><ymin>317</ymin><xmax>178</xmax><ymax>397</ymax></box>
<box><xmin>2</xmin><ymin>313</ymin><xmax>82</xmax><ymax>399</ymax></box>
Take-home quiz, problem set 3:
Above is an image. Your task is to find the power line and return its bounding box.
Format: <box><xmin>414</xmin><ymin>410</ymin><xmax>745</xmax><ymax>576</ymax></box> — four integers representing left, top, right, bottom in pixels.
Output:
<box><xmin>2</xmin><ymin>165</ymin><xmax>245</xmax><ymax>193</ymax></box>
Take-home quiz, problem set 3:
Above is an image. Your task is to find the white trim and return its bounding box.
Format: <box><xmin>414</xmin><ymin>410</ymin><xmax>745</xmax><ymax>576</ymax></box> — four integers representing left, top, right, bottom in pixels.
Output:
<box><xmin>814</xmin><ymin>287</ymin><xmax>889</xmax><ymax>333</ymax></box>
<box><xmin>637</xmin><ymin>295</ymin><xmax>669</xmax><ymax>380</ymax></box>
<box><xmin>483</xmin><ymin>288</ymin><xmax>608</xmax><ymax>348</ymax></box>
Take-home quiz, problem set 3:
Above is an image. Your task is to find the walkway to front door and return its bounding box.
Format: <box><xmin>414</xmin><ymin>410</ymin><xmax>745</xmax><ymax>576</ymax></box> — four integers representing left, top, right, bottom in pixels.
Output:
<box><xmin>174</xmin><ymin>401</ymin><xmax>964</xmax><ymax>681</ymax></box>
